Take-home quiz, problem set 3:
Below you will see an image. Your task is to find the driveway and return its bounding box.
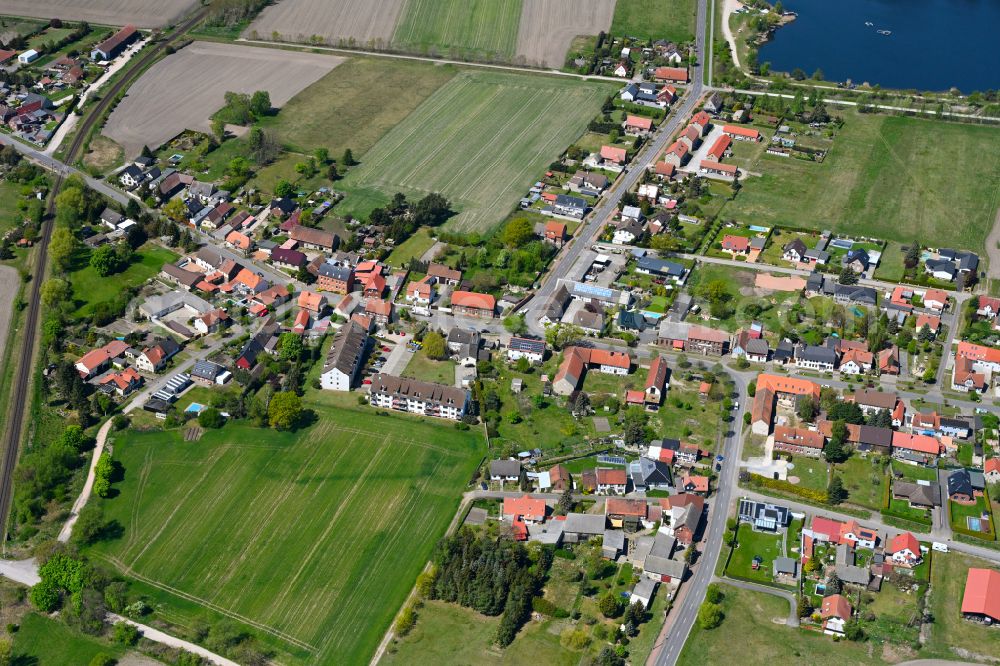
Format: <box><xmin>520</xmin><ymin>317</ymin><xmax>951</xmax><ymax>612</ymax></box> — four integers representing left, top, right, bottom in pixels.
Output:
<box><xmin>379</xmin><ymin>335</ymin><xmax>412</xmax><ymax>377</ymax></box>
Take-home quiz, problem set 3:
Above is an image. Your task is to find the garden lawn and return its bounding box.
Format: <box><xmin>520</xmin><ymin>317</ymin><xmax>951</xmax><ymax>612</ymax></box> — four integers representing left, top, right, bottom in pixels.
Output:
<box><xmin>338</xmin><ymin>70</ymin><xmax>614</xmax><ymax>232</ymax></box>
<box><xmin>885</xmin><ymin>497</ymin><xmax>932</xmax><ymax>525</ymax></box>
<box><xmin>874</xmin><ymin>241</ymin><xmax>907</xmax><ymax>282</ymax></box>
<box><xmin>949</xmin><ymin>496</ymin><xmax>996</xmax><ymax>539</ymax></box>
<box><xmin>392</xmin><ymin>0</ymin><xmax>522</xmax><ymax>60</ymax></box>
<box><xmin>786</xmin><ymin>455</ymin><xmax>828</xmax><ymax>493</ymax></box>
<box><xmin>832</xmin><ymin>455</ymin><xmax>885</xmax><ymax>510</ymax></box>
<box><xmin>13</xmin><ymin>612</ymin><xmax>124</xmax><ymax>664</ymax></box>
<box><xmin>0</xmin><ymin>180</ymin><xmax>24</xmax><ymax>236</ymax></box>
<box><xmin>386</xmin><ymin>227</ymin><xmax>436</xmax><ymax>268</ymax></box>
<box><xmin>677</xmin><ymin>586</ymin><xmax>875</xmax><ymax>665</ymax></box>
<box><xmin>69</xmin><ymin>245</ymin><xmax>179</xmax><ymax>318</ymax></box>
<box><xmin>610</xmin><ymin>0</ymin><xmax>696</xmax><ymax>42</ymax></box>
<box><xmin>720</xmin><ymin>110</ymin><xmax>1000</xmax><ymax>254</ymax></box>
<box><xmin>891</xmin><ymin>459</ymin><xmax>938</xmax><ymax>482</ymax></box>
<box><xmin>658</xmin><ymin>384</ymin><xmax>723</xmax><ymax>452</ymax></box>
<box><xmin>726</xmin><ymin>523</ymin><xmax>788</xmax><ymax>586</ymax></box>
<box><xmin>401</xmin><ymin>348</ymin><xmax>457</xmax><ymax>385</ymax></box>
<box><xmin>924</xmin><ymin>552</ymin><xmax>1000</xmax><ymax>659</ymax></box>
<box><xmin>383</xmin><ymin>599</ymin><xmax>576</xmax><ymax>666</ymax></box>
<box><xmin>87</xmin><ymin>404</ymin><xmax>485</xmax><ymax>665</ymax></box>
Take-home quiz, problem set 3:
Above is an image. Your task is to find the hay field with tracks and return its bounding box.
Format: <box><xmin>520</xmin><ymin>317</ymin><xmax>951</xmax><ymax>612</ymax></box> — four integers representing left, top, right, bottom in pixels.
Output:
<box><xmin>88</xmin><ymin>408</ymin><xmax>483</xmax><ymax>664</ymax></box>
<box><xmin>516</xmin><ymin>0</ymin><xmax>616</xmax><ymax>67</ymax></box>
<box><xmin>103</xmin><ymin>41</ymin><xmax>340</xmax><ymax>158</ymax></box>
<box><xmin>245</xmin><ymin>0</ymin><xmax>406</xmax><ymax>46</ymax></box>
<box><xmin>341</xmin><ymin>70</ymin><xmax>613</xmax><ymax>231</ymax></box>
<box><xmin>0</xmin><ymin>0</ymin><xmax>198</xmax><ymax>28</ymax></box>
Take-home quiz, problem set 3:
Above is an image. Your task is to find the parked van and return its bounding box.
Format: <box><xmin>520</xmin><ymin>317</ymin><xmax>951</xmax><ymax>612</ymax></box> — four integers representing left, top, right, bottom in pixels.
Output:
<box><xmin>932</xmin><ymin>542</ymin><xmax>949</xmax><ymax>553</ymax></box>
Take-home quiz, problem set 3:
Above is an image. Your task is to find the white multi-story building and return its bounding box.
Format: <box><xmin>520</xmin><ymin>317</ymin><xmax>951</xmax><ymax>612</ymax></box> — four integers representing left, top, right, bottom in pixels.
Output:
<box><xmin>368</xmin><ymin>374</ymin><xmax>470</xmax><ymax>421</ymax></box>
<box><xmin>319</xmin><ymin>322</ymin><xmax>368</xmax><ymax>391</ymax></box>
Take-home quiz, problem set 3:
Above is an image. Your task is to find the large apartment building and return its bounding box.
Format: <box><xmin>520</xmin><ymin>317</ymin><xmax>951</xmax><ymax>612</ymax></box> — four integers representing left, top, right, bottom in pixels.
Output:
<box><xmin>369</xmin><ymin>373</ymin><xmax>470</xmax><ymax>421</ymax></box>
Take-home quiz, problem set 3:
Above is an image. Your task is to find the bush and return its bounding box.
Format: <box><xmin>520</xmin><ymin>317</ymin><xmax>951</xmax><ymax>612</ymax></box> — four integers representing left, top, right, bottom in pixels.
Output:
<box><xmin>198</xmin><ymin>408</ymin><xmax>225</xmax><ymax>429</ymax></box>
<box><xmin>394</xmin><ymin>602</ymin><xmax>416</xmax><ymax>636</ymax></box>
<box><xmin>113</xmin><ymin>621</ymin><xmax>139</xmax><ymax>646</ymax></box>
<box><xmin>705</xmin><ymin>583</ymin><xmax>724</xmax><ymax>604</ymax></box>
<box><xmin>697</xmin><ymin>601</ymin><xmax>724</xmax><ymax>629</ymax></box>
<box><xmin>598</xmin><ymin>592</ymin><xmax>622</xmax><ymax>618</ymax></box>
<box><xmin>89</xmin><ymin>654</ymin><xmax>117</xmax><ymax>666</ymax></box>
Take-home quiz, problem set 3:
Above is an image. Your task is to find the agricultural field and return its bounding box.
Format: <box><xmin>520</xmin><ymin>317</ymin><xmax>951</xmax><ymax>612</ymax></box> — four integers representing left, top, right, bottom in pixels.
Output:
<box><xmin>393</xmin><ymin>0</ymin><xmax>521</xmax><ymax>60</ymax></box>
<box><xmin>721</xmin><ymin>110</ymin><xmax>1000</xmax><ymax>254</ymax></box>
<box><xmin>255</xmin><ymin>56</ymin><xmax>455</xmax><ymax>162</ymax></box>
<box><xmin>87</xmin><ymin>405</ymin><xmax>484</xmax><ymax>664</ymax></box>
<box><xmin>610</xmin><ymin>0</ymin><xmax>697</xmax><ymax>42</ymax></box>
<box><xmin>246</xmin><ymin>0</ymin><xmax>406</xmax><ymax>46</ymax></box>
<box><xmin>0</xmin><ymin>0</ymin><xmax>199</xmax><ymax>27</ymax></box>
<box><xmin>516</xmin><ymin>0</ymin><xmax>615</xmax><ymax>67</ymax></box>
<box><xmin>339</xmin><ymin>70</ymin><xmax>613</xmax><ymax>231</ymax></box>
<box><xmin>103</xmin><ymin>42</ymin><xmax>340</xmax><ymax>158</ymax></box>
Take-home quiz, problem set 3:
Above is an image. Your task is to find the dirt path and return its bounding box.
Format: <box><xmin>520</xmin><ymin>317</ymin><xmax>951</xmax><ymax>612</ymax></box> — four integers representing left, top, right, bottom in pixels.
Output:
<box><xmin>0</xmin><ymin>266</ymin><xmax>19</xmax><ymax>364</ymax></box>
<box><xmin>58</xmin><ymin>418</ymin><xmax>114</xmax><ymax>543</ymax></box>
<box><xmin>721</xmin><ymin>0</ymin><xmax>743</xmax><ymax>71</ymax></box>
<box><xmin>984</xmin><ymin>208</ymin><xmax>1000</xmax><ymax>280</ymax></box>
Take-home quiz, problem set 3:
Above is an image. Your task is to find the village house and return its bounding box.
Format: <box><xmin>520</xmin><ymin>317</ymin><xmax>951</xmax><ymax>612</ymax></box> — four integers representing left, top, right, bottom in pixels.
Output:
<box><xmin>98</xmin><ymin>367</ymin><xmax>143</xmax><ymax>398</ymax></box>
<box><xmin>750</xmin><ymin>374</ymin><xmax>821</xmax><ymax>436</ymax></box>
<box><xmin>297</xmin><ymin>290</ymin><xmax>327</xmax><ymax>315</ymax></box>
<box><xmin>364</xmin><ymin>298</ymin><xmax>393</xmax><ymax>326</ymax></box>
<box><xmin>427</xmin><ymin>263</ymin><xmax>462</xmax><ymax>286</ymax></box>
<box><xmin>552</xmin><ymin>346</ymin><xmax>631</xmax><ymax>396</ymax></box>
<box><xmin>720</xmin><ymin>234</ymin><xmax>750</xmax><ymax>256</ymax></box>
<box><xmin>289</xmin><ymin>225</ymin><xmax>337</xmax><ymax>253</ymax></box>
<box><xmin>368</xmin><ymin>373</ymin><xmax>470</xmax><ymax>421</ymax></box>
<box><xmin>613</xmin><ymin>219</ymin><xmax>644</xmax><ymax>245</ymax></box>
<box><xmin>773</xmin><ymin>426</ymin><xmax>825</xmax><ymax>457</ymax></box>
<box><xmin>821</xmin><ymin>594</ymin><xmax>852</xmax><ymax>636</ymax></box>
<box><xmin>657</xmin><ymin>321</ymin><xmax>730</xmax><ymax>356</ymax></box>
<box><xmin>891</xmin><ymin>480</ymin><xmax>941</xmax><ymax>509</ymax></box>
<box><xmin>599</xmin><ymin>145</ymin><xmax>627</xmax><ymax>169</ymax></box>
<box><xmin>794</xmin><ymin>344</ymin><xmax>837</xmax><ymax>372</ymax></box>
<box><xmin>552</xmin><ymin>194</ymin><xmax>587</xmax><ymax>219</ymax></box>
<box><xmin>663</xmin><ymin>140</ymin><xmax>690</xmax><ymax>167</ymax></box>
<box><xmin>193</xmin><ymin>309</ymin><xmax>230</xmax><ymax>335</ymax></box>
<box><xmin>595</xmin><ymin>467</ymin><xmax>628</xmax><ymax>494</ymax></box>
<box><xmin>565</xmin><ymin>171</ymin><xmax>609</xmax><ymax>197</ymax></box>
<box><xmin>75</xmin><ymin>340</ymin><xmax>131</xmax><ymax>379</ymax></box>
<box><xmin>947</xmin><ymin>468</ymin><xmax>984</xmax><ymax>504</ymax></box>
<box><xmin>659</xmin><ymin>494</ymin><xmax>704</xmax><ymax>545</ymax></box>
<box><xmin>738</xmin><ymin>499</ymin><xmax>791</xmax><ymax>532</ymax></box>
<box><xmin>699</xmin><ymin>161</ymin><xmax>737</xmax><ymax>178</ymax></box>
<box><xmin>489</xmin><ymin>459</ymin><xmax>523</xmax><ymax>485</ymax></box>
<box><xmin>543</xmin><ymin>220</ymin><xmax>568</xmax><ymax>247</ymax></box>
<box><xmin>316</xmin><ymin>263</ymin><xmax>354</xmax><ymax>295</ymax></box>
<box><xmin>502</xmin><ymin>494</ymin><xmax>547</xmax><ymax>524</ymax></box>
<box><xmin>888</xmin><ymin>531</ymin><xmax>923</xmax><ymax>568</ymax></box>
<box><xmin>135</xmin><ymin>338</ymin><xmax>181</xmax><ymax>373</ymax></box>
<box><xmin>450</xmin><ymin>290</ymin><xmax>496</xmax><ymax>318</ymax></box>
<box><xmin>629</xmin><ymin>457</ymin><xmax>672</xmax><ymax>492</ymax></box>
<box><xmin>623</xmin><ymin>114</ymin><xmax>654</xmax><ymax>137</ymax></box>
<box><xmin>405</xmin><ymin>278</ymin><xmax>434</xmax><ymax>305</ymax></box>
<box><xmin>507</xmin><ymin>336</ymin><xmax>546</xmax><ymax>364</ymax></box>
<box><xmin>653</xmin><ymin>66</ymin><xmax>689</xmax><ymax>83</ymax></box>
<box><xmin>706</xmin><ymin>134</ymin><xmax>732</xmax><ymax>161</ymax></box>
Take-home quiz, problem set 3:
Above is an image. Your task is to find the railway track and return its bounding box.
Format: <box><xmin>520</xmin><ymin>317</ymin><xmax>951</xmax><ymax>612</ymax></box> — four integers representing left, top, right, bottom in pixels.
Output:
<box><xmin>0</xmin><ymin>7</ymin><xmax>210</xmax><ymax>543</ymax></box>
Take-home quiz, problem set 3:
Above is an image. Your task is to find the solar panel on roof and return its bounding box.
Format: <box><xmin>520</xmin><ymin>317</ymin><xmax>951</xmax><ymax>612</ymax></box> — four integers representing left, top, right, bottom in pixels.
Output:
<box><xmin>597</xmin><ymin>455</ymin><xmax>627</xmax><ymax>466</ymax></box>
<box><xmin>574</xmin><ymin>282</ymin><xmax>613</xmax><ymax>298</ymax></box>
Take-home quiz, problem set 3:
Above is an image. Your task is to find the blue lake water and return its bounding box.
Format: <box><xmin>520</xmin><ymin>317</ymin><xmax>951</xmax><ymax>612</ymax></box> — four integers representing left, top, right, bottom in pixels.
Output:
<box><xmin>756</xmin><ymin>0</ymin><xmax>1000</xmax><ymax>92</ymax></box>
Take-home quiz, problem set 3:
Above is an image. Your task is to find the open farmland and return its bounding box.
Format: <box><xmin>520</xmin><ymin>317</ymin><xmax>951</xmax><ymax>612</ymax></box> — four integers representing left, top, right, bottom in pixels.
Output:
<box><xmin>340</xmin><ymin>70</ymin><xmax>613</xmax><ymax>231</ymax></box>
<box><xmin>245</xmin><ymin>0</ymin><xmax>405</xmax><ymax>46</ymax></box>
<box><xmin>103</xmin><ymin>42</ymin><xmax>340</xmax><ymax>158</ymax></box>
<box><xmin>516</xmin><ymin>0</ymin><xmax>616</xmax><ymax>67</ymax></box>
<box><xmin>88</xmin><ymin>406</ymin><xmax>484</xmax><ymax>665</ymax></box>
<box><xmin>611</xmin><ymin>0</ymin><xmax>698</xmax><ymax>42</ymax></box>
<box><xmin>392</xmin><ymin>0</ymin><xmax>521</xmax><ymax>60</ymax></box>
<box><xmin>0</xmin><ymin>0</ymin><xmax>198</xmax><ymax>28</ymax></box>
<box><xmin>721</xmin><ymin>110</ymin><xmax>1000</xmax><ymax>254</ymax></box>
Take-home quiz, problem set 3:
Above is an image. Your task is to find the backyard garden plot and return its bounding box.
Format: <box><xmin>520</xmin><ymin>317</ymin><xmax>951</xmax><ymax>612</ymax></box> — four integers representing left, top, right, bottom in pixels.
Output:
<box><xmin>341</xmin><ymin>70</ymin><xmax>613</xmax><ymax>231</ymax></box>
<box><xmin>515</xmin><ymin>0</ymin><xmax>616</xmax><ymax>67</ymax></box>
<box><xmin>721</xmin><ymin>110</ymin><xmax>1000</xmax><ymax>254</ymax></box>
<box><xmin>89</xmin><ymin>411</ymin><xmax>484</xmax><ymax>665</ymax></box>
<box><xmin>610</xmin><ymin>0</ymin><xmax>697</xmax><ymax>42</ymax></box>
<box><xmin>103</xmin><ymin>42</ymin><xmax>341</xmax><ymax>158</ymax></box>
<box><xmin>246</xmin><ymin>0</ymin><xmax>406</xmax><ymax>46</ymax></box>
<box><xmin>393</xmin><ymin>0</ymin><xmax>522</xmax><ymax>60</ymax></box>
<box><xmin>0</xmin><ymin>0</ymin><xmax>198</xmax><ymax>28</ymax></box>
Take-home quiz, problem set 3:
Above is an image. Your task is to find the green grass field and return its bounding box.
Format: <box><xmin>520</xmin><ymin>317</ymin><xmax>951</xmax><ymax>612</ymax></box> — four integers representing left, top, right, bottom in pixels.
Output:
<box><xmin>611</xmin><ymin>0</ymin><xmax>697</xmax><ymax>42</ymax></box>
<box><xmin>678</xmin><ymin>586</ymin><xmax>876</xmax><ymax>665</ymax></box>
<box><xmin>832</xmin><ymin>455</ymin><xmax>885</xmax><ymax>510</ymax></box>
<box><xmin>70</xmin><ymin>245</ymin><xmax>178</xmax><ymax>318</ymax></box>
<box><xmin>924</xmin><ymin>553</ymin><xmax>1000</xmax><ymax>659</ymax></box>
<box><xmin>339</xmin><ymin>70</ymin><xmax>613</xmax><ymax>231</ymax></box>
<box><xmin>13</xmin><ymin>613</ymin><xmax>123</xmax><ymax>664</ymax></box>
<box><xmin>721</xmin><ymin>111</ymin><xmax>1000</xmax><ymax>253</ymax></box>
<box><xmin>392</xmin><ymin>0</ymin><xmax>522</xmax><ymax>60</ymax></box>
<box><xmin>88</xmin><ymin>404</ymin><xmax>484</xmax><ymax>664</ymax></box>
<box><xmin>0</xmin><ymin>180</ymin><xmax>25</xmax><ymax>236</ymax></box>
<box><xmin>726</xmin><ymin>523</ymin><xmax>789</xmax><ymax>586</ymax></box>
<box><xmin>386</xmin><ymin>227</ymin><xmax>437</xmax><ymax>267</ymax></box>
<box><xmin>402</xmin><ymin>348</ymin><xmax>457</xmax><ymax>385</ymax></box>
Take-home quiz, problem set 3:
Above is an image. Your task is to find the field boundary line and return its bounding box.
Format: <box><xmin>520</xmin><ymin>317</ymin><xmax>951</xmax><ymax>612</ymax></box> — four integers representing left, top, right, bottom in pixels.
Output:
<box><xmin>100</xmin><ymin>554</ymin><xmax>316</xmax><ymax>652</ymax></box>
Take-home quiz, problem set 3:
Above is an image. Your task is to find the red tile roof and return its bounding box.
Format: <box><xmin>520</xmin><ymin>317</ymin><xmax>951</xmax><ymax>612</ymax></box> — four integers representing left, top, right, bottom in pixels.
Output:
<box><xmin>654</xmin><ymin>66</ymin><xmax>689</xmax><ymax>82</ymax></box>
<box><xmin>889</xmin><ymin>531</ymin><xmax>920</xmax><ymax>556</ymax></box>
<box><xmin>700</xmin><ymin>160</ymin><xmax>737</xmax><ymax>175</ymax></box>
<box><xmin>957</xmin><ymin>340</ymin><xmax>1000</xmax><ymax>365</ymax></box>
<box><xmin>985</xmin><ymin>458</ymin><xmax>1000</xmax><ymax>475</ymax></box>
<box><xmin>451</xmin><ymin>290</ymin><xmax>496</xmax><ymax>311</ymax></box>
<box><xmin>503</xmin><ymin>494</ymin><xmax>546</xmax><ymax>522</ymax></box>
<box><xmin>962</xmin><ymin>568</ymin><xmax>1000</xmax><ymax>621</ymax></box>
<box><xmin>655</xmin><ymin>161</ymin><xmax>676</xmax><ymax>177</ymax></box>
<box><xmin>821</xmin><ymin>594</ymin><xmax>852</xmax><ymax>620</ymax></box>
<box><xmin>605</xmin><ymin>498</ymin><xmax>647</xmax><ymax>517</ymax></box>
<box><xmin>691</xmin><ymin>111</ymin><xmax>711</xmax><ymax>127</ymax></box>
<box><xmin>600</xmin><ymin>145</ymin><xmax>627</xmax><ymax>163</ymax></box>
<box><xmin>773</xmin><ymin>425</ymin><xmax>824</xmax><ymax>450</ymax></box>
<box><xmin>721</xmin><ymin>234</ymin><xmax>750</xmax><ymax>252</ymax></box>
<box><xmin>892</xmin><ymin>431</ymin><xmax>941</xmax><ymax>455</ymax></box>
<box><xmin>625</xmin><ymin>114</ymin><xmax>653</xmax><ymax>130</ymax></box>
<box><xmin>915</xmin><ymin>313</ymin><xmax>940</xmax><ymax>332</ymax></box>
<box><xmin>723</xmin><ymin>124</ymin><xmax>760</xmax><ymax>140</ymax></box>
<box><xmin>596</xmin><ymin>467</ymin><xmax>628</xmax><ymax>485</ymax></box>
<box><xmin>707</xmin><ymin>134</ymin><xmax>731</xmax><ymax>160</ymax></box>
<box><xmin>757</xmin><ymin>373</ymin><xmax>821</xmax><ymax>399</ymax></box>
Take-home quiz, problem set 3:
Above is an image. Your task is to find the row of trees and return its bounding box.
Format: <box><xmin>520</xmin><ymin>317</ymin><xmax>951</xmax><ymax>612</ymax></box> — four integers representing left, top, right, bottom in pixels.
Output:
<box><xmin>428</xmin><ymin>529</ymin><xmax>551</xmax><ymax>646</ymax></box>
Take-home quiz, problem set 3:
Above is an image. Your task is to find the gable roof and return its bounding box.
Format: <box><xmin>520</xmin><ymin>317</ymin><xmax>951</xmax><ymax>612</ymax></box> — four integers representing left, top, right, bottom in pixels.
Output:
<box><xmin>600</xmin><ymin>145</ymin><xmax>627</xmax><ymax>163</ymax></box>
<box><xmin>962</xmin><ymin>568</ymin><xmax>1000</xmax><ymax>620</ymax></box>
<box><xmin>451</xmin><ymin>290</ymin><xmax>496</xmax><ymax>311</ymax></box>
<box><xmin>889</xmin><ymin>531</ymin><xmax>920</xmax><ymax>556</ymax></box>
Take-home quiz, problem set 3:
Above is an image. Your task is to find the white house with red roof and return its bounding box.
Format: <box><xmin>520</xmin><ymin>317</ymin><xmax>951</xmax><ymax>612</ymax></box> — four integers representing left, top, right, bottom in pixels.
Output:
<box><xmin>821</xmin><ymin>594</ymin><xmax>852</xmax><ymax>636</ymax></box>
<box><xmin>888</xmin><ymin>531</ymin><xmax>923</xmax><ymax>567</ymax></box>
<box><xmin>502</xmin><ymin>494</ymin><xmax>547</xmax><ymax>523</ymax></box>
<box><xmin>75</xmin><ymin>340</ymin><xmax>130</xmax><ymax>378</ymax></box>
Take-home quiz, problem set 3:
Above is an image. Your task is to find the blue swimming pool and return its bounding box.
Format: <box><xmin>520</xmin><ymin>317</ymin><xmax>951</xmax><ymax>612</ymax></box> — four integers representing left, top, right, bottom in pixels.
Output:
<box><xmin>185</xmin><ymin>402</ymin><xmax>205</xmax><ymax>414</ymax></box>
